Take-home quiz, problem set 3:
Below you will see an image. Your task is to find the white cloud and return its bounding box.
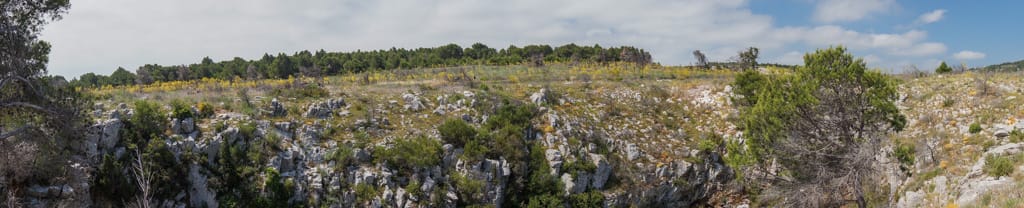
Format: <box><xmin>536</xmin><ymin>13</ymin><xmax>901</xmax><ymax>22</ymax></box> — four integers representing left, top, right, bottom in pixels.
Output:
<box><xmin>38</xmin><ymin>0</ymin><xmax>947</xmax><ymax>76</ymax></box>
<box><xmin>773</xmin><ymin>51</ymin><xmax>806</xmax><ymax>65</ymax></box>
<box><xmin>889</xmin><ymin>42</ymin><xmax>947</xmax><ymax>56</ymax></box>
<box><xmin>916</xmin><ymin>9</ymin><xmax>946</xmax><ymax>24</ymax></box>
<box><xmin>813</xmin><ymin>0</ymin><xmax>895</xmax><ymax>23</ymax></box>
<box><xmin>953</xmin><ymin>50</ymin><xmax>986</xmax><ymax>60</ymax></box>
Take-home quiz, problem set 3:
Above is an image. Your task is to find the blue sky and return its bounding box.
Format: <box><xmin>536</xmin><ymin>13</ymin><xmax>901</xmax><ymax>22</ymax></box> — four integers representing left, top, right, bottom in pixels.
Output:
<box><xmin>40</xmin><ymin>0</ymin><xmax>1024</xmax><ymax>77</ymax></box>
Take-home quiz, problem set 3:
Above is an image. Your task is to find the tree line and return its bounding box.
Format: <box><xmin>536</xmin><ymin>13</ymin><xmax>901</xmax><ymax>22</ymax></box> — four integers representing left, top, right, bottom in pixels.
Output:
<box><xmin>70</xmin><ymin>43</ymin><xmax>653</xmax><ymax>88</ymax></box>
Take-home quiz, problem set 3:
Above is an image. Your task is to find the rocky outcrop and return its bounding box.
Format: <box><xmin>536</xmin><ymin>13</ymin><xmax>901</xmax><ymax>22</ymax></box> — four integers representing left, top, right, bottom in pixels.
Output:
<box><xmin>304</xmin><ymin>98</ymin><xmax>346</xmax><ymax>118</ymax></box>
<box><xmin>403</xmin><ymin>93</ymin><xmax>425</xmax><ymax>111</ymax></box>
<box><xmin>188</xmin><ymin>163</ymin><xmax>217</xmax><ymax>208</ymax></box>
<box><xmin>530</xmin><ymin>88</ymin><xmax>549</xmax><ymax>104</ymax></box>
<box><xmin>606</xmin><ymin>152</ymin><xmax>733</xmax><ymax>207</ymax></box>
<box><xmin>590</xmin><ymin>154</ymin><xmax>612</xmax><ymax>189</ymax></box>
<box><xmin>270</xmin><ymin>98</ymin><xmax>287</xmax><ymax>117</ymax></box>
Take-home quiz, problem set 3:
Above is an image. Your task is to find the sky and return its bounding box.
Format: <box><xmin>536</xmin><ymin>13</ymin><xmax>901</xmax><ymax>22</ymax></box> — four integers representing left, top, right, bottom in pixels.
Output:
<box><xmin>39</xmin><ymin>0</ymin><xmax>1024</xmax><ymax>77</ymax></box>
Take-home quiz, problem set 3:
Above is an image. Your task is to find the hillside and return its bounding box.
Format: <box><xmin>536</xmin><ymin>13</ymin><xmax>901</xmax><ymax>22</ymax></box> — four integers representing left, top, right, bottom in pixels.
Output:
<box><xmin>7</xmin><ymin>60</ymin><xmax>1024</xmax><ymax>207</ymax></box>
<box><xmin>980</xmin><ymin>60</ymin><xmax>1024</xmax><ymax>72</ymax></box>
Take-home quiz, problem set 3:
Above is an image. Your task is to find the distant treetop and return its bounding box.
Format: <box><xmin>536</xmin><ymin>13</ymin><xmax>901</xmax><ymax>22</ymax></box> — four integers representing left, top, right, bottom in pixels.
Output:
<box><xmin>70</xmin><ymin>43</ymin><xmax>653</xmax><ymax>88</ymax></box>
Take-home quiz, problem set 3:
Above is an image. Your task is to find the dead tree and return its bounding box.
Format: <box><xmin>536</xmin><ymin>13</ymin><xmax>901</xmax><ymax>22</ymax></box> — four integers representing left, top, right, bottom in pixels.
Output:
<box><xmin>693</xmin><ymin>50</ymin><xmax>709</xmax><ymax>69</ymax></box>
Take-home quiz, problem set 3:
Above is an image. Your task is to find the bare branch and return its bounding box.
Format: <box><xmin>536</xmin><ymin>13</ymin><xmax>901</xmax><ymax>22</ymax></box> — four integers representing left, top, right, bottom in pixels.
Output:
<box><xmin>0</xmin><ymin>125</ymin><xmax>33</xmax><ymax>140</ymax></box>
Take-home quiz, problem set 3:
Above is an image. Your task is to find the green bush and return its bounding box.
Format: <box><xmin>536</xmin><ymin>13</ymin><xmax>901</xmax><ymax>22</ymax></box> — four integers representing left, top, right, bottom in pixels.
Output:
<box><xmin>239</xmin><ymin>121</ymin><xmax>259</xmax><ymax>139</ymax></box>
<box><xmin>439</xmin><ymin>118</ymin><xmax>477</xmax><ymax>147</ymax></box>
<box><xmin>942</xmin><ymin>99</ymin><xmax>955</xmax><ymax>108</ymax></box>
<box><xmin>1010</xmin><ymin>130</ymin><xmax>1024</xmax><ymax>143</ymax></box>
<box><xmin>525</xmin><ymin>194</ymin><xmax>563</xmax><ymax>208</ymax></box>
<box><xmin>984</xmin><ymin>155</ymin><xmax>1015</xmax><ymax>177</ymax></box>
<box><xmin>376</xmin><ymin>136</ymin><xmax>442</xmax><ymax>169</ymax></box>
<box><xmin>355</xmin><ymin>183</ymin><xmax>380</xmax><ymax>203</ymax></box>
<box><xmin>329</xmin><ymin>146</ymin><xmax>354</xmax><ymax>170</ymax></box>
<box><xmin>568</xmin><ymin>191</ymin><xmax>605</xmax><ymax>208</ymax></box>
<box><xmin>562</xmin><ymin>159</ymin><xmax>597</xmax><ymax>177</ymax></box>
<box><xmin>94</xmin><ymin>154</ymin><xmax>137</xmax><ymax>203</ymax></box>
<box><xmin>271</xmin><ymin>84</ymin><xmax>329</xmax><ymax>99</ymax></box>
<box><xmin>935</xmin><ymin>61</ymin><xmax>953</xmax><ymax>74</ymax></box>
<box><xmin>170</xmin><ymin>99</ymin><xmax>194</xmax><ymax>120</ymax></box>
<box><xmin>892</xmin><ymin>141</ymin><xmax>917</xmax><ymax>172</ymax></box>
<box><xmin>460</xmin><ymin>139</ymin><xmax>489</xmax><ymax>162</ymax></box>
<box><xmin>970</xmin><ymin>122</ymin><xmax>983</xmax><ymax>134</ymax></box>
<box><xmin>123</xmin><ymin>100</ymin><xmax>167</xmax><ymax>149</ymax></box>
<box><xmin>262</xmin><ymin>168</ymin><xmax>294</xmax><ymax>207</ymax></box>
<box><xmin>452</xmin><ymin>173</ymin><xmax>486</xmax><ymax>205</ymax></box>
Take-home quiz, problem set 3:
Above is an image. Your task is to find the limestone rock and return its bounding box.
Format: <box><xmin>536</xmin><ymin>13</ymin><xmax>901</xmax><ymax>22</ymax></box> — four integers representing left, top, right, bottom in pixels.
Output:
<box><xmin>546</xmin><ymin>149</ymin><xmax>563</xmax><ymax>174</ymax></box>
<box><xmin>590</xmin><ymin>154</ymin><xmax>612</xmax><ymax>189</ymax></box>
<box><xmin>270</xmin><ymin>98</ymin><xmax>287</xmax><ymax>117</ymax></box>
<box><xmin>97</xmin><ymin>119</ymin><xmax>123</xmax><ymax>151</ymax></box>
<box><xmin>403</xmin><ymin>93</ymin><xmax>425</xmax><ymax>111</ymax></box>
<box><xmin>625</xmin><ymin>143</ymin><xmax>641</xmax><ymax>161</ymax></box>
<box><xmin>188</xmin><ymin>164</ymin><xmax>217</xmax><ymax>208</ymax></box>
<box><xmin>530</xmin><ymin>88</ymin><xmax>549</xmax><ymax>104</ymax></box>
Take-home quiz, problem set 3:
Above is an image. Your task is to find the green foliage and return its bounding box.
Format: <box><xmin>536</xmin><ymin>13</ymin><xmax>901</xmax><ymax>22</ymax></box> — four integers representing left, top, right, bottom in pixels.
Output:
<box><xmin>697</xmin><ymin>135</ymin><xmax>722</xmax><ymax>152</ymax></box>
<box><xmin>328</xmin><ymin>146</ymin><xmax>355</xmax><ymax>170</ymax></box>
<box><xmin>353</xmin><ymin>131</ymin><xmax>372</xmax><ymax>149</ymax></box>
<box><xmin>524</xmin><ymin>143</ymin><xmax>563</xmax><ymax>200</ymax></box>
<box><xmin>1010</xmin><ymin>130</ymin><xmax>1024</xmax><ymax>143</ymax></box>
<box><xmin>460</xmin><ymin>139</ymin><xmax>489</xmax><ymax>162</ymax></box>
<box><xmin>733</xmin><ymin>46</ymin><xmax>906</xmax><ymax>163</ymax></box>
<box><xmin>261</xmin><ymin>168</ymin><xmax>295</xmax><ymax>207</ymax></box>
<box><xmin>562</xmin><ymin>159</ymin><xmax>597</xmax><ymax>177</ymax></box>
<box><xmin>94</xmin><ymin>154</ymin><xmax>136</xmax><ymax>203</ymax></box>
<box><xmin>355</xmin><ymin>183</ymin><xmax>380</xmax><ymax>203</ymax></box>
<box><xmin>482</xmin><ymin>103</ymin><xmax>538</xmax><ymax>160</ymax></box>
<box><xmin>170</xmin><ymin>99</ymin><xmax>194</xmax><ymax>120</ymax></box>
<box><xmin>970</xmin><ymin>122</ymin><xmax>983</xmax><ymax>134</ymax></box>
<box><xmin>239</xmin><ymin>121</ymin><xmax>259</xmax><ymax>139</ymax></box>
<box><xmin>935</xmin><ymin>61</ymin><xmax>953</xmax><ymax>74</ymax></box>
<box><xmin>271</xmin><ymin>84</ymin><xmax>329</xmax><ymax>99</ymax></box>
<box><xmin>123</xmin><ymin>100</ymin><xmax>167</xmax><ymax>150</ymax></box>
<box><xmin>375</xmin><ymin>136</ymin><xmax>442</xmax><ymax>170</ymax></box>
<box><xmin>984</xmin><ymin>155</ymin><xmax>1015</xmax><ymax>177</ymax></box>
<box><xmin>211</xmin><ymin>124</ymin><xmax>275</xmax><ymax>207</ymax></box>
<box><xmin>730</xmin><ymin>46</ymin><xmax>906</xmax><ymax>205</ymax></box>
<box><xmin>894</xmin><ymin>141</ymin><xmax>916</xmax><ymax>171</ymax></box>
<box><xmin>405</xmin><ymin>180</ymin><xmax>423</xmax><ymax>199</ymax></box>
<box><xmin>525</xmin><ymin>194</ymin><xmax>563</xmax><ymax>208</ymax></box>
<box><xmin>483</xmin><ymin>103</ymin><xmax>538</xmax><ymax>131</ymax></box>
<box><xmin>144</xmin><ymin>138</ymin><xmax>188</xmax><ymax>199</ymax></box>
<box><xmin>196</xmin><ymin>102</ymin><xmax>215</xmax><ymax>118</ymax></box>
<box><xmin>452</xmin><ymin>173</ymin><xmax>486</xmax><ymax>205</ymax></box>
<box><xmin>439</xmin><ymin>118</ymin><xmax>477</xmax><ymax>147</ymax></box>
<box><xmin>72</xmin><ymin>43</ymin><xmax>649</xmax><ymax>88</ymax></box>
<box><xmin>942</xmin><ymin>98</ymin><xmax>956</xmax><ymax>108</ymax></box>
<box><xmin>568</xmin><ymin>191</ymin><xmax>605</xmax><ymax>208</ymax></box>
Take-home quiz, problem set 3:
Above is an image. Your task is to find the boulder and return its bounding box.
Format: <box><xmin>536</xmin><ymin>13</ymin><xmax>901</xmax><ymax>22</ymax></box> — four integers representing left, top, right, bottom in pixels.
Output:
<box><xmin>270</xmin><ymin>98</ymin><xmax>287</xmax><ymax>117</ymax></box>
<box><xmin>432</xmin><ymin>105</ymin><xmax>446</xmax><ymax>115</ymax></box>
<box><xmin>530</xmin><ymin>88</ymin><xmax>549</xmax><ymax>104</ymax></box>
<box><xmin>561</xmin><ymin>173</ymin><xmax>590</xmax><ymax>194</ymax></box>
<box><xmin>625</xmin><ymin>143</ymin><xmax>641</xmax><ymax>161</ymax></box>
<box><xmin>181</xmin><ymin>117</ymin><xmax>195</xmax><ymax>134</ymax></box>
<box><xmin>590</xmin><ymin>154</ymin><xmax>612</xmax><ymax>189</ymax></box>
<box><xmin>403</xmin><ymin>93</ymin><xmax>425</xmax><ymax>111</ymax></box>
<box><xmin>995</xmin><ymin>129</ymin><xmax>1010</xmax><ymax>138</ymax></box>
<box><xmin>170</xmin><ymin>118</ymin><xmax>182</xmax><ymax>134</ymax></box>
<box><xmin>546</xmin><ymin>149</ymin><xmax>563</xmax><ymax>174</ymax></box>
<box><xmin>354</xmin><ymin>148</ymin><xmax>372</xmax><ymax>164</ymax></box>
<box><xmin>98</xmin><ymin>119</ymin><xmax>123</xmax><ymax>151</ymax></box>
<box><xmin>305</xmin><ymin>98</ymin><xmax>345</xmax><ymax>118</ymax></box>
<box><xmin>188</xmin><ymin>163</ymin><xmax>217</xmax><ymax>208</ymax></box>
<box><xmin>957</xmin><ymin>177</ymin><xmax>1014</xmax><ymax>205</ymax></box>
<box><xmin>420</xmin><ymin>177</ymin><xmax>436</xmax><ymax>193</ymax></box>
